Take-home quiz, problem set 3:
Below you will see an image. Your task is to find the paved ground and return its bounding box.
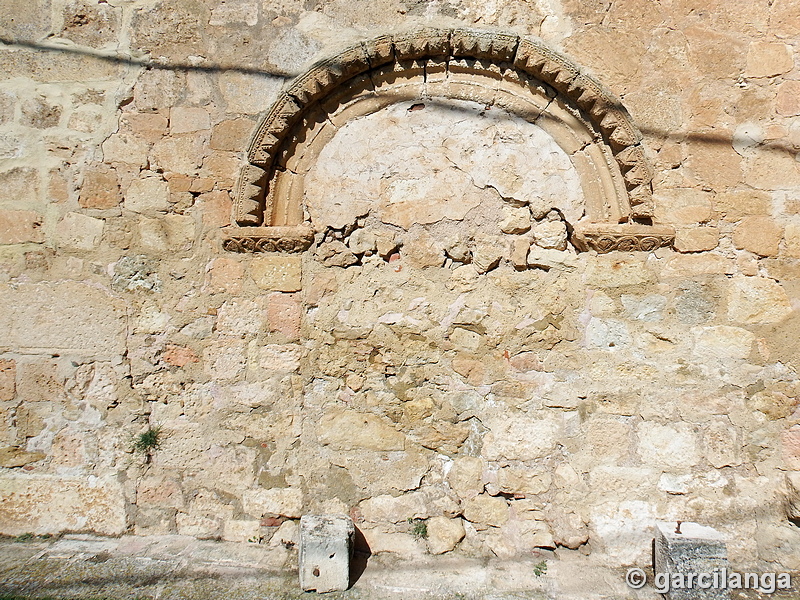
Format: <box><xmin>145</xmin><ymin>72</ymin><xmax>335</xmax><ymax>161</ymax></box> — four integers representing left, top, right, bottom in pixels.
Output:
<box><xmin>0</xmin><ymin>534</ymin><xmax>796</xmax><ymax>600</ymax></box>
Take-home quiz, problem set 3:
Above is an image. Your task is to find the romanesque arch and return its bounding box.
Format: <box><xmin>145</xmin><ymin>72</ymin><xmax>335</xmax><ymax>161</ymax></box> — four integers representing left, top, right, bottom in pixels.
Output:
<box><xmin>223</xmin><ymin>28</ymin><xmax>674</xmax><ymax>254</ymax></box>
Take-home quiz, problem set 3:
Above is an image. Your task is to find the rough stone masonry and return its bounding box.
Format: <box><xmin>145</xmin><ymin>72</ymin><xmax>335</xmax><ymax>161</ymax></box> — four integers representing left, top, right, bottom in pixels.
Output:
<box><xmin>0</xmin><ymin>0</ymin><xmax>799</xmax><ymax>579</ymax></box>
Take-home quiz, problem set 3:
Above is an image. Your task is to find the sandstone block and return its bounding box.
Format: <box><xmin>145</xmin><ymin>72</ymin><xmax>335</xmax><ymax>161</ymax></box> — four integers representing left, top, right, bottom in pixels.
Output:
<box><xmin>704</xmin><ymin>419</ymin><xmax>740</xmax><ymax>468</ymax></box>
<box><xmin>483</xmin><ymin>416</ymin><xmax>559</xmax><ymax>461</ymax></box>
<box><xmin>528</xmin><ymin>246</ymin><xmax>578</xmax><ymax>271</ymax></box>
<box><xmin>447</xmin><ymin>456</ymin><xmax>485</xmax><ymax>500</ymax></box>
<box><xmin>299</xmin><ymin>514</ymin><xmax>354</xmax><ymax>593</ymax></box>
<box><xmin>254</xmin><ymin>343</ymin><xmax>302</xmax><ymax>373</ymax></box>
<box><xmin>745</xmin><ymin>42</ymin><xmax>794</xmax><ymax>78</ymax></box>
<box><xmin>693</xmin><ymin>326</ymin><xmax>755</xmax><ymax>361</ymax></box>
<box><xmin>0</xmin><ymin>210</ymin><xmax>44</xmax><ymax>244</ymax></box>
<box><xmin>0</xmin><ymin>281</ymin><xmax>126</xmax><ymax>356</ymax></box>
<box><xmin>176</xmin><ymin>513</ymin><xmax>219</xmax><ymax>538</ymax></box>
<box><xmin>210</xmin><ymin>118</ymin><xmax>255</xmax><ymax>151</ymax></box>
<box><xmin>499</xmin><ymin>206</ymin><xmax>531</xmax><ymax>234</ymax></box>
<box><xmin>777</xmin><ymin>81</ymin><xmax>800</xmax><ymax>117</ymax></box>
<box><xmin>137</xmin><ymin>474</ymin><xmax>184</xmax><ymax>509</ymax></box>
<box><xmin>0</xmin><ymin>447</ymin><xmax>46</xmax><ymax>468</ymax></box>
<box><xmin>223</xmin><ymin>519</ymin><xmax>261</xmax><ymax>543</ymax></box>
<box><xmin>79</xmin><ymin>165</ymin><xmax>122</xmax><ymax>209</ymax></box>
<box><xmin>169</xmin><ymin>107</ymin><xmax>210</xmax><ymax>133</ymax></box>
<box><xmin>653</xmin><ymin>188</ymin><xmax>713</xmax><ymax>224</ymax></box>
<box><xmin>661</xmin><ymin>254</ymin><xmax>734</xmax><ymax>279</ymax></box>
<box><xmin>122</xmin><ymin>112</ymin><xmax>169</xmax><ymax>142</ymax></box>
<box><xmin>0</xmin><ymin>474</ymin><xmax>126</xmax><ymax>536</ymax></box>
<box><xmin>0</xmin><ymin>360</ymin><xmax>15</xmax><ymax>401</ymax></box>
<box><xmin>220</xmin><ymin>72</ymin><xmax>282</xmax><ymax>114</ymax></box>
<box><xmin>732</xmin><ymin>216</ymin><xmax>782</xmax><ymax>256</ymax></box>
<box><xmin>727</xmin><ymin>276</ymin><xmax>793</xmax><ymax>324</ymax></box>
<box><xmin>638</xmin><ymin>422</ymin><xmax>699</xmax><ymax>468</ymax></box>
<box><xmin>426</xmin><ymin>516</ymin><xmax>465</xmax><ymax>554</ymax></box>
<box><xmin>268</xmin><ymin>293</ymin><xmax>302</xmax><ymax>340</ymax></box>
<box><xmin>150</xmin><ymin>135</ymin><xmax>204</xmax><ymax>175</ymax></box>
<box><xmin>783</xmin><ymin>222</ymin><xmax>800</xmax><ymax>258</ymax></box>
<box><xmin>585</xmin><ymin>255</ymin><xmax>652</xmax><ymax>287</ymax></box>
<box><xmin>243</xmin><ymin>487</ymin><xmax>303</xmax><ymax>518</ymax></box>
<box><xmin>251</xmin><ymin>255</ymin><xmax>302</xmax><ymax>292</ymax></box>
<box><xmin>493</xmin><ymin>466</ymin><xmax>552</xmax><ymax>496</ymax></box>
<box><xmin>462</xmin><ymin>494</ymin><xmax>508</xmax><ymax>529</ymax></box>
<box><xmin>317</xmin><ymin>408</ymin><xmax>405</xmax><ymax>451</ymax></box>
<box><xmin>56</xmin><ymin>211</ymin><xmax>104</xmax><ymax>251</ymax></box>
<box><xmin>199</xmin><ymin>190</ymin><xmax>232</xmax><ymax>227</ymax></box>
<box><xmin>783</xmin><ymin>426</ymin><xmax>800</xmax><ymax>470</ymax></box>
<box><xmin>533</xmin><ymin>219</ymin><xmax>568</xmax><ymax>250</ymax></box>
<box><xmin>204</xmin><ymin>257</ymin><xmax>244</xmax><ymax>294</ymax></box>
<box><xmin>216</xmin><ymin>298</ymin><xmax>267</xmax><ymax>336</ymax></box>
<box><xmin>203</xmin><ymin>339</ymin><xmax>246</xmax><ymax>380</ymax></box>
<box><xmin>102</xmin><ymin>132</ymin><xmax>150</xmax><ymax>167</ymax></box>
<box><xmin>359</xmin><ymin>492</ymin><xmax>428</xmax><ymax>523</ymax></box>
<box><xmin>674</xmin><ymin>227</ymin><xmax>719</xmax><ymax>252</ymax></box>
<box><xmin>125</xmin><ymin>176</ymin><xmax>170</xmax><ymax>214</ymax></box>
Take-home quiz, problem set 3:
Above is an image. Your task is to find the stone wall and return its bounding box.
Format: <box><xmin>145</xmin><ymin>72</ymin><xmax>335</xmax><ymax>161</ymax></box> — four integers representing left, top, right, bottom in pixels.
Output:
<box><xmin>1</xmin><ymin>0</ymin><xmax>799</xmax><ymax>571</ymax></box>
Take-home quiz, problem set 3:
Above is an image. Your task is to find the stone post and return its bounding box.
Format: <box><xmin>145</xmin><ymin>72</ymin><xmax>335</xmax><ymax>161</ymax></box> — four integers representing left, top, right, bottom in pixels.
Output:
<box><xmin>654</xmin><ymin>521</ymin><xmax>730</xmax><ymax>600</ymax></box>
<box><xmin>299</xmin><ymin>514</ymin><xmax>355</xmax><ymax>593</ymax></box>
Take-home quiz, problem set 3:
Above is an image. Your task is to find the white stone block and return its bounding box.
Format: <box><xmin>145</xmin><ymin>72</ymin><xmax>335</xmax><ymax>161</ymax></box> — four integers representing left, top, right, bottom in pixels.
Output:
<box><xmin>299</xmin><ymin>514</ymin><xmax>354</xmax><ymax>593</ymax></box>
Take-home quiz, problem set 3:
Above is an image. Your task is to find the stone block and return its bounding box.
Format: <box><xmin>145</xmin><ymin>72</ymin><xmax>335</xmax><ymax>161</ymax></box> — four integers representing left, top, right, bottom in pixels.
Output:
<box><xmin>745</xmin><ymin>42</ymin><xmax>794</xmax><ymax>78</ymax></box>
<box><xmin>0</xmin><ymin>359</ymin><xmax>15</xmax><ymax>401</ymax></box>
<box><xmin>124</xmin><ymin>176</ymin><xmax>170</xmax><ymax>214</ymax></box>
<box><xmin>0</xmin><ymin>281</ymin><xmax>127</xmax><ymax>356</ymax></box>
<box><xmin>317</xmin><ymin>408</ymin><xmax>405</xmax><ymax>451</ymax></box>
<box><xmin>150</xmin><ymin>135</ymin><xmax>204</xmax><ymax>175</ymax></box>
<box><xmin>0</xmin><ymin>210</ymin><xmax>44</xmax><ymax>244</ymax></box>
<box><xmin>777</xmin><ymin>81</ymin><xmax>800</xmax><ymax>117</ymax></box>
<box><xmin>732</xmin><ymin>216</ymin><xmax>782</xmax><ymax>256</ymax></box>
<box><xmin>654</xmin><ymin>521</ymin><xmax>729</xmax><ymax>600</ymax></box>
<box><xmin>299</xmin><ymin>514</ymin><xmax>354</xmax><ymax>593</ymax></box>
<box><xmin>199</xmin><ymin>190</ymin><xmax>232</xmax><ymax>227</ymax></box>
<box><xmin>204</xmin><ymin>257</ymin><xmax>244</xmax><ymax>294</ymax></box>
<box><xmin>102</xmin><ymin>132</ymin><xmax>150</xmax><ymax>167</ymax></box>
<box><xmin>267</xmin><ymin>292</ymin><xmax>302</xmax><ymax>340</ymax></box>
<box><xmin>0</xmin><ymin>473</ymin><xmax>126</xmax><ymax>536</ymax></box>
<box><xmin>674</xmin><ymin>228</ymin><xmax>719</xmax><ymax>253</ymax></box>
<box><xmin>727</xmin><ymin>276</ymin><xmax>793</xmax><ymax>324</ymax></box>
<box><xmin>426</xmin><ymin>516</ymin><xmax>465</xmax><ymax>554</ymax></box>
<box><xmin>123</xmin><ymin>112</ymin><xmax>169</xmax><ymax>143</ymax></box>
<box><xmin>251</xmin><ymin>255</ymin><xmax>302</xmax><ymax>292</ymax></box>
<box><xmin>210</xmin><ymin>118</ymin><xmax>255</xmax><ymax>151</ymax></box>
<box><xmin>169</xmin><ymin>107</ymin><xmax>210</xmax><ymax>133</ymax></box>
<box><xmin>79</xmin><ymin>164</ymin><xmax>122</xmax><ymax>209</ymax></box>
<box><xmin>56</xmin><ymin>211</ymin><xmax>104</xmax><ymax>251</ymax></box>
<box><xmin>220</xmin><ymin>72</ymin><xmax>282</xmax><ymax>115</ymax></box>
<box><xmin>242</xmin><ymin>487</ymin><xmax>303</xmax><ymax>518</ymax></box>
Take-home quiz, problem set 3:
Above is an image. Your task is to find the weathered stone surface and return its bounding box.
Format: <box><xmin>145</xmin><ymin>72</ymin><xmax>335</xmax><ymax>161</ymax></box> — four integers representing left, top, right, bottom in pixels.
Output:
<box><xmin>125</xmin><ymin>176</ymin><xmax>170</xmax><ymax>214</ymax></box>
<box><xmin>242</xmin><ymin>487</ymin><xmax>303</xmax><ymax>518</ymax></box>
<box><xmin>0</xmin><ymin>447</ymin><xmax>46</xmax><ymax>468</ymax></box>
<box><xmin>728</xmin><ymin>276</ymin><xmax>793</xmax><ymax>324</ymax></box>
<box><xmin>299</xmin><ymin>514</ymin><xmax>354</xmax><ymax>593</ymax></box>
<box><xmin>317</xmin><ymin>408</ymin><xmax>405</xmax><ymax>451</ymax></box>
<box><xmin>0</xmin><ymin>474</ymin><xmax>126</xmax><ymax>536</ymax></box>
<box><xmin>638</xmin><ymin>422</ymin><xmax>700</xmax><ymax>468</ymax></box>
<box><xmin>359</xmin><ymin>492</ymin><xmax>428</xmax><ymax>523</ymax></box>
<box><xmin>0</xmin><ymin>210</ymin><xmax>44</xmax><ymax>244</ymax></box>
<box><xmin>482</xmin><ymin>416</ymin><xmax>560</xmax><ymax>461</ymax></box>
<box><xmin>0</xmin><ymin>281</ymin><xmax>126</xmax><ymax>355</ymax></box>
<box><xmin>674</xmin><ymin>227</ymin><xmax>719</xmax><ymax>252</ymax></box>
<box><xmin>79</xmin><ymin>165</ymin><xmax>122</xmax><ymax>209</ymax></box>
<box><xmin>169</xmin><ymin>107</ymin><xmax>210</xmax><ymax>134</ymax></box>
<box><xmin>732</xmin><ymin>216</ymin><xmax>783</xmax><ymax>256</ymax></box>
<box><xmin>251</xmin><ymin>255</ymin><xmax>302</xmax><ymax>292</ymax></box>
<box><xmin>56</xmin><ymin>212</ymin><xmax>105</xmax><ymax>251</ymax></box>
<box><xmin>0</xmin><ymin>360</ymin><xmax>15</xmax><ymax>401</ymax></box>
<box><xmin>745</xmin><ymin>42</ymin><xmax>794</xmax><ymax>78</ymax></box>
<box><xmin>426</xmin><ymin>516</ymin><xmax>465</xmax><ymax>554</ymax></box>
<box><xmin>463</xmin><ymin>494</ymin><xmax>508</xmax><ymax>529</ymax></box>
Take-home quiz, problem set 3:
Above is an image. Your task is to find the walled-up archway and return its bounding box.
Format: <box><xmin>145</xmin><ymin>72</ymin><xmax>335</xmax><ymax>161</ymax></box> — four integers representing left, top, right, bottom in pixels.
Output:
<box><xmin>222</xmin><ymin>28</ymin><xmax>675</xmax><ymax>254</ymax></box>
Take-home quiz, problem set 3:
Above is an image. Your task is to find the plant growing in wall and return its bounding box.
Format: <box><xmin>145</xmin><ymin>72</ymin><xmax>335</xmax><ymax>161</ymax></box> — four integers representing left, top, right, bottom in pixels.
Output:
<box><xmin>132</xmin><ymin>425</ymin><xmax>162</xmax><ymax>464</ymax></box>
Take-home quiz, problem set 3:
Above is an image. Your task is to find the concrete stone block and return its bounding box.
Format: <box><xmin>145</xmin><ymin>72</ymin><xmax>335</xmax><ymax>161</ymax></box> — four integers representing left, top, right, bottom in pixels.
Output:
<box><xmin>654</xmin><ymin>521</ymin><xmax>729</xmax><ymax>600</ymax></box>
<box><xmin>299</xmin><ymin>514</ymin><xmax>354</xmax><ymax>593</ymax></box>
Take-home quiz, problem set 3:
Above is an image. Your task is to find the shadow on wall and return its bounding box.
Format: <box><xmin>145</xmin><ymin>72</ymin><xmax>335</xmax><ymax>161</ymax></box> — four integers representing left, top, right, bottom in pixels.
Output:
<box><xmin>0</xmin><ymin>35</ymin><xmax>797</xmax><ymax>159</ymax></box>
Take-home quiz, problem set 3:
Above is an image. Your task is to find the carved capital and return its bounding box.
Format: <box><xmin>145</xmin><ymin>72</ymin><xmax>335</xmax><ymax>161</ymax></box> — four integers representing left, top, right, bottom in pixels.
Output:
<box><xmin>572</xmin><ymin>223</ymin><xmax>675</xmax><ymax>254</ymax></box>
<box><xmin>222</xmin><ymin>225</ymin><xmax>315</xmax><ymax>253</ymax></box>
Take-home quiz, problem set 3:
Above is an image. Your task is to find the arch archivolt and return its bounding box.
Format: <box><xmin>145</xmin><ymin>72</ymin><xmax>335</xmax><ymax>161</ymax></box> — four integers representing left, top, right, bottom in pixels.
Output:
<box><xmin>223</xmin><ymin>28</ymin><xmax>674</xmax><ymax>254</ymax></box>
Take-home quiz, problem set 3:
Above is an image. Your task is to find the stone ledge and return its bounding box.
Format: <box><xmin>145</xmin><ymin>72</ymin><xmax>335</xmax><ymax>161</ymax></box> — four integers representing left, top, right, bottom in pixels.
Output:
<box><xmin>222</xmin><ymin>225</ymin><xmax>315</xmax><ymax>253</ymax></box>
<box><xmin>572</xmin><ymin>223</ymin><xmax>675</xmax><ymax>253</ymax></box>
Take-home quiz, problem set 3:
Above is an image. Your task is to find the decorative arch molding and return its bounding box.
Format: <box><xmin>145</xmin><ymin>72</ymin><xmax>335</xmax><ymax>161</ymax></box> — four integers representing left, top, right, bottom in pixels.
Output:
<box><xmin>223</xmin><ymin>28</ymin><xmax>674</xmax><ymax>254</ymax></box>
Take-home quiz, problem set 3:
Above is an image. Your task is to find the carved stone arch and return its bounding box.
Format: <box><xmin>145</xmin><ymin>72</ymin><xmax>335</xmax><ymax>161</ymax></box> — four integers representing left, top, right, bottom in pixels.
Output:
<box><xmin>223</xmin><ymin>28</ymin><xmax>674</xmax><ymax>254</ymax></box>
